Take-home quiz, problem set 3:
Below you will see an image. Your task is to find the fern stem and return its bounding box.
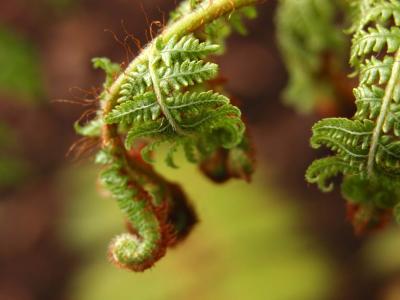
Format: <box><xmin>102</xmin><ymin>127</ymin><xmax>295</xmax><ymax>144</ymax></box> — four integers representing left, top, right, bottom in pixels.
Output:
<box><xmin>148</xmin><ymin>44</ymin><xmax>185</xmax><ymax>134</ymax></box>
<box><xmin>367</xmin><ymin>49</ymin><xmax>400</xmax><ymax>176</ymax></box>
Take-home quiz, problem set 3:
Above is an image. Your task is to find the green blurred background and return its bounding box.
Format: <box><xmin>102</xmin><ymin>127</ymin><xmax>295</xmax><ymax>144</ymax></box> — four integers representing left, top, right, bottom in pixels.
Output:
<box><xmin>2</xmin><ymin>1</ymin><xmax>400</xmax><ymax>300</ymax></box>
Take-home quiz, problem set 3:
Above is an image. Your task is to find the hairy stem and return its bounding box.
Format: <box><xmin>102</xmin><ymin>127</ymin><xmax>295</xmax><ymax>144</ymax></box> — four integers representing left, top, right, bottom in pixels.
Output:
<box><xmin>367</xmin><ymin>49</ymin><xmax>400</xmax><ymax>176</ymax></box>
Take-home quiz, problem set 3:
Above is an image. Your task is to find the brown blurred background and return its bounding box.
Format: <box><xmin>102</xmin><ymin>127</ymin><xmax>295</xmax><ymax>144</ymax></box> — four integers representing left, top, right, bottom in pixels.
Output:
<box><xmin>2</xmin><ymin>1</ymin><xmax>400</xmax><ymax>300</ymax></box>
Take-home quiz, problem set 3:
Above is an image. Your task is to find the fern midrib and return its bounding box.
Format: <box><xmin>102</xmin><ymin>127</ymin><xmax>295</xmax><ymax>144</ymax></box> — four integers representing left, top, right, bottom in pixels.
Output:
<box><xmin>316</xmin><ymin>125</ymin><xmax>372</xmax><ymax>135</ymax></box>
<box><xmin>148</xmin><ymin>48</ymin><xmax>185</xmax><ymax>135</ymax></box>
<box><xmin>367</xmin><ymin>48</ymin><xmax>400</xmax><ymax>176</ymax></box>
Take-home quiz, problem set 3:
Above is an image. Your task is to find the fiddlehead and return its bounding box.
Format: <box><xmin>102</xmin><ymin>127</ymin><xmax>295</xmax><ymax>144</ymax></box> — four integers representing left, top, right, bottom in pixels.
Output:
<box><xmin>306</xmin><ymin>0</ymin><xmax>400</xmax><ymax>233</ymax></box>
<box><xmin>75</xmin><ymin>0</ymin><xmax>259</xmax><ymax>271</ymax></box>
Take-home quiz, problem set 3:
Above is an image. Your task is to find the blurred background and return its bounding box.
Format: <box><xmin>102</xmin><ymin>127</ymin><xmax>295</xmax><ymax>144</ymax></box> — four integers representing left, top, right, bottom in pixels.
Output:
<box><xmin>2</xmin><ymin>1</ymin><xmax>400</xmax><ymax>299</ymax></box>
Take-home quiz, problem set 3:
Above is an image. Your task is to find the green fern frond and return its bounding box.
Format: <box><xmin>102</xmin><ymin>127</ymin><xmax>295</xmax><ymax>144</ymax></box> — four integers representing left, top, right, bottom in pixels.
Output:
<box><xmin>307</xmin><ymin>0</ymin><xmax>400</xmax><ymax>229</ymax></box>
<box><xmin>98</xmin><ymin>151</ymin><xmax>165</xmax><ymax>271</ymax></box>
<box><xmin>75</xmin><ymin>0</ymin><xmax>258</xmax><ymax>272</ymax></box>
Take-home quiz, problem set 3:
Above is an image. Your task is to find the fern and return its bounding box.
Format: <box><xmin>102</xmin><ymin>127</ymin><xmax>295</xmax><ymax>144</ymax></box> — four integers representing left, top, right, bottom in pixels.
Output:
<box><xmin>75</xmin><ymin>0</ymin><xmax>259</xmax><ymax>272</ymax></box>
<box><xmin>306</xmin><ymin>0</ymin><xmax>400</xmax><ymax>231</ymax></box>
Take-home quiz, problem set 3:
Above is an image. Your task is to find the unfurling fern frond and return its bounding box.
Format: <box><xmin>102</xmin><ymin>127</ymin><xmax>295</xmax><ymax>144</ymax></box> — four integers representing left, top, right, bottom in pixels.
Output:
<box><xmin>75</xmin><ymin>0</ymin><xmax>258</xmax><ymax>272</ymax></box>
<box><xmin>105</xmin><ymin>34</ymin><xmax>245</xmax><ymax>166</ymax></box>
<box><xmin>306</xmin><ymin>0</ymin><xmax>400</xmax><ymax>232</ymax></box>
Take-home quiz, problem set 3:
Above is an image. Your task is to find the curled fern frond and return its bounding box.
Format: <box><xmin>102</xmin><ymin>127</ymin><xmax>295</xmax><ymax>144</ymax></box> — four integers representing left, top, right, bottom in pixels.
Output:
<box><xmin>306</xmin><ymin>0</ymin><xmax>400</xmax><ymax>232</ymax></box>
<box><xmin>105</xmin><ymin>34</ymin><xmax>245</xmax><ymax>166</ymax></box>
<box><xmin>75</xmin><ymin>0</ymin><xmax>259</xmax><ymax>272</ymax></box>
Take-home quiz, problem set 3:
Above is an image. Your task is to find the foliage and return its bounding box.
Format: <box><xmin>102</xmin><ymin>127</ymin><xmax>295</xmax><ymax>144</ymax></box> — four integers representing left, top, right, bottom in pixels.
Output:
<box><xmin>75</xmin><ymin>0</ymin><xmax>258</xmax><ymax>271</ymax></box>
<box><xmin>73</xmin><ymin>0</ymin><xmax>400</xmax><ymax>271</ymax></box>
<box><xmin>306</xmin><ymin>0</ymin><xmax>400</xmax><ymax>232</ymax></box>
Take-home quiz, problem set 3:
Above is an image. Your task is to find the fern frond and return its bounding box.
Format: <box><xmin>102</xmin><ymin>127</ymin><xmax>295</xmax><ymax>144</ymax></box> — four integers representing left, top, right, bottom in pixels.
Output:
<box><xmin>307</xmin><ymin>0</ymin><xmax>400</xmax><ymax>231</ymax></box>
<box><xmin>75</xmin><ymin>0</ymin><xmax>258</xmax><ymax>272</ymax></box>
<box><xmin>98</xmin><ymin>154</ymin><xmax>165</xmax><ymax>271</ymax></box>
